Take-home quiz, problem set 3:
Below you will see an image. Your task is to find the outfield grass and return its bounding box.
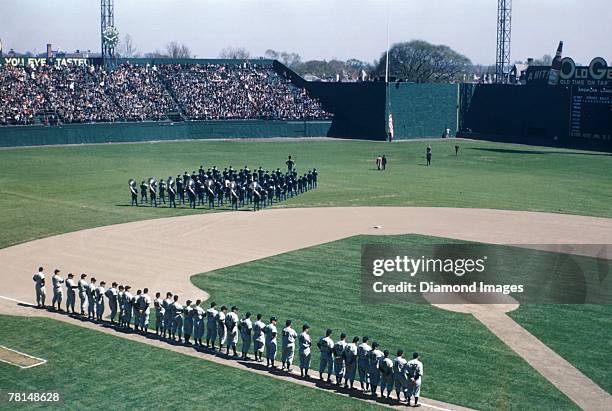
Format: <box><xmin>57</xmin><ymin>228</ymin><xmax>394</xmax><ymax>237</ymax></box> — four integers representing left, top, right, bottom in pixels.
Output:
<box><xmin>0</xmin><ymin>139</ymin><xmax>610</xmax><ymax>248</ymax></box>
<box><xmin>0</xmin><ymin>315</ymin><xmax>380</xmax><ymax>411</ymax></box>
<box><xmin>192</xmin><ymin>234</ymin><xmax>587</xmax><ymax>410</ymax></box>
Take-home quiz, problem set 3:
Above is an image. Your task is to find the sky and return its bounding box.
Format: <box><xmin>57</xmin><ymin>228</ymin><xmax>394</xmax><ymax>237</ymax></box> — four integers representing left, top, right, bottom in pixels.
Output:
<box><xmin>0</xmin><ymin>0</ymin><xmax>610</xmax><ymax>65</ymax></box>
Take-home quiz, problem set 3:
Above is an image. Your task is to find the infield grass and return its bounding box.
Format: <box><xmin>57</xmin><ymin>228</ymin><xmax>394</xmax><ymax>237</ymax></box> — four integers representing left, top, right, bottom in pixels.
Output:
<box><xmin>0</xmin><ymin>139</ymin><xmax>610</xmax><ymax>249</ymax></box>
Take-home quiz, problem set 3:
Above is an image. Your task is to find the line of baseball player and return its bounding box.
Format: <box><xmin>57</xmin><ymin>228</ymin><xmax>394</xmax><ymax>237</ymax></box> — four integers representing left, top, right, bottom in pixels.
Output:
<box><xmin>33</xmin><ymin>267</ymin><xmax>424</xmax><ymax>406</ymax></box>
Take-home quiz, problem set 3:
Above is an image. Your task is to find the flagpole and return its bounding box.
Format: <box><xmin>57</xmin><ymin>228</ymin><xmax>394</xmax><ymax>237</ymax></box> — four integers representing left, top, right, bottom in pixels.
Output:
<box><xmin>385</xmin><ymin>3</ymin><xmax>391</xmax><ymax>142</ymax></box>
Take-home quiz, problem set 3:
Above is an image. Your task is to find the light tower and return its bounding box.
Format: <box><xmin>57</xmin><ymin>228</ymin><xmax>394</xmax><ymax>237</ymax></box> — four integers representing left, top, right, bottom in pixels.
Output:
<box><xmin>495</xmin><ymin>0</ymin><xmax>512</xmax><ymax>83</ymax></box>
<box><xmin>101</xmin><ymin>0</ymin><xmax>119</xmax><ymax>67</ymax></box>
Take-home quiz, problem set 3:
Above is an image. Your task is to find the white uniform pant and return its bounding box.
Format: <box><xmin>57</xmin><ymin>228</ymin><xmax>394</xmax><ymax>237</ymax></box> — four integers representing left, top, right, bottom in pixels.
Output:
<box><xmin>282</xmin><ymin>345</ymin><xmax>295</xmax><ymax>365</ymax></box>
<box><xmin>52</xmin><ymin>288</ymin><xmax>63</xmax><ymax>306</ymax></box>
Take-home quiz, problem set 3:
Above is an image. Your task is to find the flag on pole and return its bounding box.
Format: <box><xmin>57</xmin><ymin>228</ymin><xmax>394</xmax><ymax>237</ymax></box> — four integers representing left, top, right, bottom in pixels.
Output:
<box><xmin>388</xmin><ymin>112</ymin><xmax>394</xmax><ymax>142</ymax></box>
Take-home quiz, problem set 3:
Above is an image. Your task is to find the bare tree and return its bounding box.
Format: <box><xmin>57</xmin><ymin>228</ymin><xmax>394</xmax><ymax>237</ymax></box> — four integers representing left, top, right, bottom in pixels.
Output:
<box><xmin>218</xmin><ymin>46</ymin><xmax>250</xmax><ymax>59</ymax></box>
<box><xmin>117</xmin><ymin>34</ymin><xmax>139</xmax><ymax>58</ymax></box>
<box><xmin>144</xmin><ymin>49</ymin><xmax>169</xmax><ymax>58</ymax></box>
<box><xmin>166</xmin><ymin>42</ymin><xmax>192</xmax><ymax>59</ymax></box>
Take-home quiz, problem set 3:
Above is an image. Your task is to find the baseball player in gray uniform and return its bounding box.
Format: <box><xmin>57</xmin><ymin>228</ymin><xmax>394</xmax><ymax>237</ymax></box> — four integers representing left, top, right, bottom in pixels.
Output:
<box><xmin>357</xmin><ymin>336</ymin><xmax>372</xmax><ymax>392</ymax></box>
<box><xmin>369</xmin><ymin>342</ymin><xmax>384</xmax><ymax>397</ymax></box>
<box><xmin>139</xmin><ymin>288</ymin><xmax>152</xmax><ymax>334</ymax></box>
<box><xmin>183</xmin><ymin>300</ymin><xmax>194</xmax><ymax>345</ymax></box>
<box><xmin>95</xmin><ymin>281</ymin><xmax>106</xmax><ymax>321</ymax></box>
<box><xmin>133</xmin><ymin>290</ymin><xmax>142</xmax><ymax>332</ymax></box>
<box><xmin>162</xmin><ymin>292</ymin><xmax>174</xmax><ymax>338</ymax></box>
<box><xmin>193</xmin><ymin>299</ymin><xmax>206</xmax><ymax>346</ymax></box>
<box><xmin>264</xmin><ymin>316</ymin><xmax>278</xmax><ymax>368</ymax></box>
<box><xmin>225</xmin><ymin>306</ymin><xmax>240</xmax><ymax>356</ymax></box>
<box><xmin>86</xmin><ymin>278</ymin><xmax>97</xmax><ymax>320</ymax></box>
<box><xmin>239</xmin><ymin>312</ymin><xmax>253</xmax><ymax>360</ymax></box>
<box><xmin>393</xmin><ymin>349</ymin><xmax>408</xmax><ymax>403</ymax></box>
<box><xmin>205</xmin><ymin>302</ymin><xmax>218</xmax><ymax>349</ymax></box>
<box><xmin>333</xmin><ymin>333</ymin><xmax>348</xmax><ymax>386</ymax></box>
<box><xmin>65</xmin><ymin>273</ymin><xmax>77</xmax><ymax>313</ymax></box>
<box><xmin>154</xmin><ymin>292</ymin><xmax>165</xmax><ymax>337</ymax></box>
<box><xmin>380</xmin><ymin>350</ymin><xmax>394</xmax><ymax>399</ymax></box>
<box><xmin>405</xmin><ymin>352</ymin><xmax>423</xmax><ymax>407</ymax></box>
<box><xmin>344</xmin><ymin>336</ymin><xmax>359</xmax><ymax>389</ymax></box>
<box><xmin>51</xmin><ymin>269</ymin><xmax>64</xmax><ymax>311</ymax></box>
<box><xmin>77</xmin><ymin>274</ymin><xmax>88</xmax><ymax>315</ymax></box>
<box><xmin>32</xmin><ymin>267</ymin><xmax>46</xmax><ymax>308</ymax></box>
<box><xmin>171</xmin><ymin>295</ymin><xmax>183</xmax><ymax>342</ymax></box>
<box><xmin>117</xmin><ymin>285</ymin><xmax>125</xmax><ymax>326</ymax></box>
<box><xmin>122</xmin><ymin>286</ymin><xmax>133</xmax><ymax>330</ymax></box>
<box><xmin>252</xmin><ymin>313</ymin><xmax>266</xmax><ymax>362</ymax></box>
<box><xmin>105</xmin><ymin>282</ymin><xmax>119</xmax><ymax>324</ymax></box>
<box><xmin>298</xmin><ymin>324</ymin><xmax>312</xmax><ymax>378</ymax></box>
<box><xmin>317</xmin><ymin>329</ymin><xmax>334</xmax><ymax>382</ymax></box>
<box><xmin>281</xmin><ymin>319</ymin><xmax>298</xmax><ymax>372</ymax></box>
<box><xmin>217</xmin><ymin>306</ymin><xmax>228</xmax><ymax>349</ymax></box>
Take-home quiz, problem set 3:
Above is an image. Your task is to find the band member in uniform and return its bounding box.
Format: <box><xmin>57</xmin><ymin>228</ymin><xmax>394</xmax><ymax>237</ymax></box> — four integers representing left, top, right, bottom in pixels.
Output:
<box><xmin>148</xmin><ymin>178</ymin><xmax>157</xmax><ymax>207</ymax></box>
<box><xmin>167</xmin><ymin>177</ymin><xmax>176</xmax><ymax>208</ymax></box>
<box><xmin>129</xmin><ymin>179</ymin><xmax>138</xmax><ymax>206</ymax></box>
<box><xmin>140</xmin><ymin>180</ymin><xmax>148</xmax><ymax>204</ymax></box>
<box><xmin>176</xmin><ymin>175</ymin><xmax>184</xmax><ymax>205</ymax></box>
<box><xmin>159</xmin><ymin>178</ymin><xmax>167</xmax><ymax>205</ymax></box>
<box><xmin>187</xmin><ymin>179</ymin><xmax>196</xmax><ymax>209</ymax></box>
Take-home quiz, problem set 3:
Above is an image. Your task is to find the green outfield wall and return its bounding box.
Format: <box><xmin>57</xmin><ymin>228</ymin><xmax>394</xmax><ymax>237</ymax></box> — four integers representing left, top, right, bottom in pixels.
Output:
<box><xmin>387</xmin><ymin>83</ymin><xmax>459</xmax><ymax>139</ymax></box>
<box><xmin>0</xmin><ymin>120</ymin><xmax>332</xmax><ymax>147</ymax></box>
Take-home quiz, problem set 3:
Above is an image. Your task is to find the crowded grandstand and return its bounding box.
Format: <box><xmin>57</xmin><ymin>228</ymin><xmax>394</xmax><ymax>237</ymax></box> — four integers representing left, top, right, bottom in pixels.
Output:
<box><xmin>0</xmin><ymin>62</ymin><xmax>332</xmax><ymax>125</ymax></box>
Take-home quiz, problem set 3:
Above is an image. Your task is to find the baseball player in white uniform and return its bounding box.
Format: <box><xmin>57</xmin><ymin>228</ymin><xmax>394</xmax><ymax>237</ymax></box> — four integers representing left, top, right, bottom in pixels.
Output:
<box><xmin>77</xmin><ymin>273</ymin><xmax>88</xmax><ymax>315</ymax></box>
<box><xmin>344</xmin><ymin>336</ymin><xmax>359</xmax><ymax>389</ymax></box>
<box><xmin>252</xmin><ymin>313</ymin><xmax>266</xmax><ymax>362</ymax></box>
<box><xmin>193</xmin><ymin>299</ymin><xmax>206</xmax><ymax>346</ymax></box>
<box><xmin>369</xmin><ymin>342</ymin><xmax>384</xmax><ymax>397</ymax></box>
<box><xmin>206</xmin><ymin>302</ymin><xmax>219</xmax><ymax>349</ymax></box>
<box><xmin>357</xmin><ymin>336</ymin><xmax>372</xmax><ymax>392</ymax></box>
<box><xmin>405</xmin><ymin>352</ymin><xmax>423</xmax><ymax>407</ymax></box>
<box><xmin>264</xmin><ymin>317</ymin><xmax>278</xmax><ymax>368</ymax></box>
<box><xmin>225</xmin><ymin>306</ymin><xmax>240</xmax><ymax>356</ymax></box>
<box><xmin>162</xmin><ymin>292</ymin><xmax>174</xmax><ymax>338</ymax></box>
<box><xmin>217</xmin><ymin>306</ymin><xmax>228</xmax><ymax>349</ymax></box>
<box><xmin>333</xmin><ymin>333</ymin><xmax>348</xmax><ymax>386</ymax></box>
<box><xmin>393</xmin><ymin>349</ymin><xmax>408</xmax><ymax>402</ymax></box>
<box><xmin>105</xmin><ymin>282</ymin><xmax>119</xmax><ymax>324</ymax></box>
<box><xmin>95</xmin><ymin>281</ymin><xmax>106</xmax><ymax>321</ymax></box>
<box><xmin>86</xmin><ymin>277</ymin><xmax>97</xmax><ymax>320</ymax></box>
<box><xmin>298</xmin><ymin>324</ymin><xmax>312</xmax><ymax>378</ymax></box>
<box><xmin>239</xmin><ymin>312</ymin><xmax>253</xmax><ymax>360</ymax></box>
<box><xmin>32</xmin><ymin>267</ymin><xmax>46</xmax><ymax>308</ymax></box>
<box><xmin>65</xmin><ymin>273</ymin><xmax>77</xmax><ymax>313</ymax></box>
<box><xmin>154</xmin><ymin>292</ymin><xmax>165</xmax><ymax>337</ymax></box>
<box><xmin>51</xmin><ymin>269</ymin><xmax>64</xmax><ymax>311</ymax></box>
<box><xmin>139</xmin><ymin>288</ymin><xmax>151</xmax><ymax>334</ymax></box>
<box><xmin>281</xmin><ymin>319</ymin><xmax>298</xmax><ymax>372</ymax></box>
<box><xmin>183</xmin><ymin>300</ymin><xmax>194</xmax><ymax>344</ymax></box>
<box><xmin>317</xmin><ymin>329</ymin><xmax>335</xmax><ymax>382</ymax></box>
<box><xmin>380</xmin><ymin>350</ymin><xmax>394</xmax><ymax>399</ymax></box>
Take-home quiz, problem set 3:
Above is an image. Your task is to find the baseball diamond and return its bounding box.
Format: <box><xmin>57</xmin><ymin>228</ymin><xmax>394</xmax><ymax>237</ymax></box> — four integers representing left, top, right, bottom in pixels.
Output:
<box><xmin>1</xmin><ymin>1</ymin><xmax>612</xmax><ymax>410</ymax></box>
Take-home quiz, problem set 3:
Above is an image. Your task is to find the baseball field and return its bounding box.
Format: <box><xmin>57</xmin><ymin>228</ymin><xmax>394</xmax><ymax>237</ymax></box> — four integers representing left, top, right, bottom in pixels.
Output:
<box><xmin>0</xmin><ymin>138</ymin><xmax>611</xmax><ymax>410</ymax></box>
